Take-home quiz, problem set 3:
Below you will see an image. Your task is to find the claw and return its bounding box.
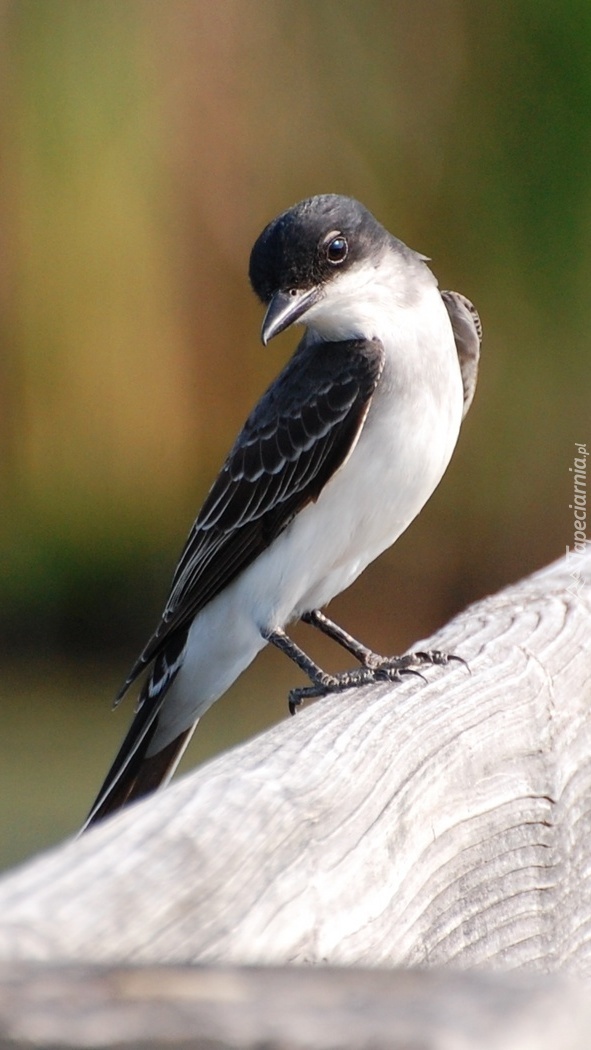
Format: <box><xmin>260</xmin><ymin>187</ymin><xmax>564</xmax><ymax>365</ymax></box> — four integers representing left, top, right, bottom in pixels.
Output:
<box><xmin>410</xmin><ymin>649</ymin><xmax>469</xmax><ymax>672</ymax></box>
<box><xmin>401</xmin><ymin>667</ymin><xmax>428</xmax><ymax>684</ymax></box>
<box><xmin>289</xmin><ymin>682</ymin><xmax>328</xmax><ymax>714</ymax></box>
<box><xmin>449</xmin><ymin>653</ymin><xmax>471</xmax><ymax>673</ymax></box>
<box><xmin>288</xmin><ymin>694</ymin><xmax>302</xmax><ymax>716</ymax></box>
<box><xmin>374</xmin><ymin>664</ymin><xmax>427</xmax><ymax>684</ymax></box>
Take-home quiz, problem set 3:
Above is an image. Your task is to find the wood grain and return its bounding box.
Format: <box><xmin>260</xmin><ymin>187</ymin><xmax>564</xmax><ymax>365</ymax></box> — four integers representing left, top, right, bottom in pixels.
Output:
<box><xmin>0</xmin><ymin>550</ymin><xmax>590</xmax><ymax>972</ymax></box>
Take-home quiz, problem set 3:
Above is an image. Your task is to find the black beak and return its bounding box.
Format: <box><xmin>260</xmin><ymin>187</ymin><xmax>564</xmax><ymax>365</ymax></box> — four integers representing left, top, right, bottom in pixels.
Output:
<box><xmin>261</xmin><ymin>287</ymin><xmax>321</xmax><ymax>345</ymax></box>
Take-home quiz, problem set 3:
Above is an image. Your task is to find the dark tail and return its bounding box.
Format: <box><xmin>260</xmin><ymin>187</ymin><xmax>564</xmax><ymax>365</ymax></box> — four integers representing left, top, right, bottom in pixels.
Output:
<box><xmin>81</xmin><ymin>694</ymin><xmax>196</xmax><ymax>831</ymax></box>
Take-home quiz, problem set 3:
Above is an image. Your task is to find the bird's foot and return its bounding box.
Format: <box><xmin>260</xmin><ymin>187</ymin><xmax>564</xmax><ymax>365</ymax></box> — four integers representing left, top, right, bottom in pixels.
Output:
<box><xmin>288</xmin><ymin>648</ymin><xmax>468</xmax><ymax>715</ymax></box>
<box><xmin>288</xmin><ymin>666</ymin><xmax>385</xmax><ymax>715</ymax></box>
<box><xmin>397</xmin><ymin>648</ymin><xmax>469</xmax><ymax>672</ymax></box>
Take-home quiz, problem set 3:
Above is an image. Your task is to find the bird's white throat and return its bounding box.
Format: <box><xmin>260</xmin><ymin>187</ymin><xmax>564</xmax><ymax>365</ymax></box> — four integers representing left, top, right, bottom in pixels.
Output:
<box><xmin>302</xmin><ymin>253</ymin><xmax>434</xmax><ymax>343</ymax></box>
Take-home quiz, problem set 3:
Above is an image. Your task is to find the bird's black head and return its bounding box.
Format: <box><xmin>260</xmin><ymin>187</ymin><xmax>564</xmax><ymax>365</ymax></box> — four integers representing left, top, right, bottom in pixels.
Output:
<box><xmin>249</xmin><ymin>195</ymin><xmax>392</xmax><ymax>343</ymax></box>
<box><xmin>249</xmin><ymin>194</ymin><xmax>388</xmax><ymax>304</ymax></box>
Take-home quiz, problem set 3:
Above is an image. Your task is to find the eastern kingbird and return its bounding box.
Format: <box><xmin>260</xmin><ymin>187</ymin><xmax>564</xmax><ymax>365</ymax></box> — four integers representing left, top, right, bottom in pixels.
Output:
<box><xmin>83</xmin><ymin>194</ymin><xmax>481</xmax><ymax>829</ymax></box>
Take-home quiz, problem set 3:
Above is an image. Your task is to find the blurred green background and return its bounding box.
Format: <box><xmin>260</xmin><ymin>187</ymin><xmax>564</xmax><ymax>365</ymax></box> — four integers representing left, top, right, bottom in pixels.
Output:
<box><xmin>1</xmin><ymin>1</ymin><xmax>589</xmax><ymax>871</ymax></box>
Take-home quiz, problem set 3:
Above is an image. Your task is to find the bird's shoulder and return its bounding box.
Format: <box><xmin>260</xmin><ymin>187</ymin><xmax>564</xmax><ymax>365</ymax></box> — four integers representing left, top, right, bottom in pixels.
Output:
<box><xmin>441</xmin><ymin>290</ymin><xmax>481</xmax><ymax>418</ymax></box>
<box><xmin>214</xmin><ymin>335</ymin><xmax>385</xmax><ymax>499</ymax></box>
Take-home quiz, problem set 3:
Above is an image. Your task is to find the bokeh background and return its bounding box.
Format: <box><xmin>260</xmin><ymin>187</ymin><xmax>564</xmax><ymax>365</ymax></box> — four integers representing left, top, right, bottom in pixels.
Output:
<box><xmin>1</xmin><ymin>1</ymin><xmax>589</xmax><ymax>870</ymax></box>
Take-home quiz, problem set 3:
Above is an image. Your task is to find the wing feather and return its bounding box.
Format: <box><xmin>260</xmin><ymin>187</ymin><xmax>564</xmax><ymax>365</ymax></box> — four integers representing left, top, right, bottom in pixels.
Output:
<box><xmin>117</xmin><ymin>336</ymin><xmax>384</xmax><ymax>698</ymax></box>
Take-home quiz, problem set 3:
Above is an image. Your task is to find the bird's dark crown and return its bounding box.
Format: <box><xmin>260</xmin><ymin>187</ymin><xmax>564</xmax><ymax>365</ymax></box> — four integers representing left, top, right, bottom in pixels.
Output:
<box><xmin>249</xmin><ymin>194</ymin><xmax>391</xmax><ymax>304</ymax></box>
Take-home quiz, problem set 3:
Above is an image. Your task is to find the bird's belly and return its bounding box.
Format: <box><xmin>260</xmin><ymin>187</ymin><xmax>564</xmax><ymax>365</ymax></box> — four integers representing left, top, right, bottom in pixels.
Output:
<box><xmin>256</xmin><ymin>370</ymin><xmax>463</xmax><ymax>625</ymax></box>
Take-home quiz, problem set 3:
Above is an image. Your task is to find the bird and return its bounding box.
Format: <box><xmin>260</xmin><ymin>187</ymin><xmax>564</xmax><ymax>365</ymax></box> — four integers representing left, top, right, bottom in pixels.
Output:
<box><xmin>83</xmin><ymin>193</ymin><xmax>481</xmax><ymax>830</ymax></box>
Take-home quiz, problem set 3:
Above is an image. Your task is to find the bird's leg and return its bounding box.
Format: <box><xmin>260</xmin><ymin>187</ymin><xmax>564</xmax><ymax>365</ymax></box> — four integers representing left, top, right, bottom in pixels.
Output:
<box><xmin>262</xmin><ymin>627</ymin><xmax>340</xmax><ymax>690</ymax></box>
<box><xmin>302</xmin><ymin>609</ymin><xmax>466</xmax><ymax>673</ymax></box>
<box><xmin>262</xmin><ymin>625</ymin><xmax>425</xmax><ymax>716</ymax></box>
<box><xmin>262</xmin><ymin>627</ymin><xmax>383</xmax><ymax>715</ymax></box>
<box><xmin>301</xmin><ymin>609</ymin><xmax>387</xmax><ymax>667</ymax></box>
<box><xmin>263</xmin><ymin>622</ymin><xmax>467</xmax><ymax>716</ymax></box>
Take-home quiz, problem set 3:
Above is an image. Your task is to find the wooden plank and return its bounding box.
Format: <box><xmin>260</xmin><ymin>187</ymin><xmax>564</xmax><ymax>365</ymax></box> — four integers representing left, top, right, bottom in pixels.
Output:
<box><xmin>0</xmin><ymin>550</ymin><xmax>590</xmax><ymax>971</ymax></box>
<box><xmin>1</xmin><ymin>963</ymin><xmax>591</xmax><ymax>1049</ymax></box>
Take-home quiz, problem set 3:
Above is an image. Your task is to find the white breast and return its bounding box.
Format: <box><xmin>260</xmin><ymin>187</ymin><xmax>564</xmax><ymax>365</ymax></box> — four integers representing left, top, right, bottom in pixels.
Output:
<box><xmin>252</xmin><ymin>272</ymin><xmax>464</xmax><ymax>624</ymax></box>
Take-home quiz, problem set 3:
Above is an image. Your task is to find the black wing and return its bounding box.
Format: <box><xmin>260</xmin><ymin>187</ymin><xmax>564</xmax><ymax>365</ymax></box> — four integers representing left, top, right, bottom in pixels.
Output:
<box><xmin>116</xmin><ymin>336</ymin><xmax>385</xmax><ymax>701</ymax></box>
<box><xmin>441</xmin><ymin>290</ymin><xmax>482</xmax><ymax>418</ymax></box>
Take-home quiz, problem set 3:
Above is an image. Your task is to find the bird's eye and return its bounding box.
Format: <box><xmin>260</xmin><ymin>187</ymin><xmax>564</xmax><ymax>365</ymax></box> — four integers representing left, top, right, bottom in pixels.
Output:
<box><xmin>326</xmin><ymin>235</ymin><xmax>348</xmax><ymax>265</ymax></box>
